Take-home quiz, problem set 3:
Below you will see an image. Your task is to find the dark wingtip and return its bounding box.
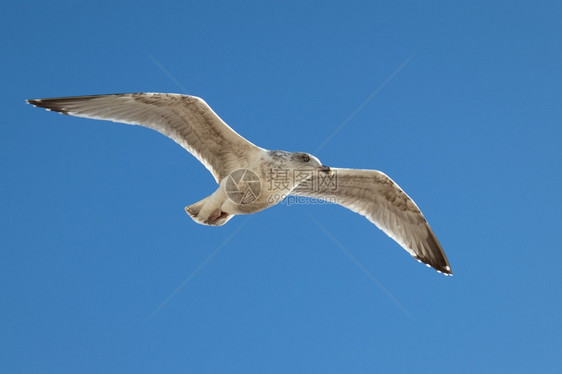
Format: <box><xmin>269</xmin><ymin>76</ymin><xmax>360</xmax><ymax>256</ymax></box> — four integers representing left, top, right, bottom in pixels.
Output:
<box><xmin>430</xmin><ymin>259</ymin><xmax>453</xmax><ymax>276</ymax></box>
<box><xmin>26</xmin><ymin>98</ymin><xmax>69</xmax><ymax>115</ymax></box>
<box><xmin>422</xmin><ymin>223</ymin><xmax>452</xmax><ymax>276</ymax></box>
<box><xmin>415</xmin><ymin>255</ymin><xmax>453</xmax><ymax>276</ymax></box>
<box><xmin>436</xmin><ymin>264</ymin><xmax>453</xmax><ymax>276</ymax></box>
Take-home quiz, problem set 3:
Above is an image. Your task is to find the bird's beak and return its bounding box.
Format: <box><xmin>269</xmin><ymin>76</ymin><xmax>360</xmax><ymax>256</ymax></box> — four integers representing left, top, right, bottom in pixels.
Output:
<box><xmin>319</xmin><ymin>165</ymin><xmax>332</xmax><ymax>175</ymax></box>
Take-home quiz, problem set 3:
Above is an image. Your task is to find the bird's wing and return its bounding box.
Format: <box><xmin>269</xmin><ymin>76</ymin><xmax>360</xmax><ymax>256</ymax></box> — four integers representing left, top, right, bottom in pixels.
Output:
<box><xmin>27</xmin><ymin>93</ymin><xmax>263</xmax><ymax>182</ymax></box>
<box><xmin>291</xmin><ymin>168</ymin><xmax>451</xmax><ymax>275</ymax></box>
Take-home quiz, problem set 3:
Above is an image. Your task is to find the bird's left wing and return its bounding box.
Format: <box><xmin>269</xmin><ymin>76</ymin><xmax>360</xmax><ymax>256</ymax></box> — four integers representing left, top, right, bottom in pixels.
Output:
<box><xmin>27</xmin><ymin>93</ymin><xmax>264</xmax><ymax>182</ymax></box>
<box><xmin>291</xmin><ymin>168</ymin><xmax>452</xmax><ymax>275</ymax></box>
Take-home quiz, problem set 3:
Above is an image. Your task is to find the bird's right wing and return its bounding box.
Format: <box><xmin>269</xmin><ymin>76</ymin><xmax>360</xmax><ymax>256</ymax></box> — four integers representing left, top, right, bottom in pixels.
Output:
<box><xmin>291</xmin><ymin>168</ymin><xmax>451</xmax><ymax>275</ymax></box>
<box><xmin>27</xmin><ymin>93</ymin><xmax>264</xmax><ymax>182</ymax></box>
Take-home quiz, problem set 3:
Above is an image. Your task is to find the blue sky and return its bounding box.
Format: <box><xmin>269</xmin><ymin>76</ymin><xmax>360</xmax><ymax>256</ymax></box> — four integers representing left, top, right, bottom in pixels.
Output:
<box><xmin>2</xmin><ymin>0</ymin><xmax>562</xmax><ymax>372</ymax></box>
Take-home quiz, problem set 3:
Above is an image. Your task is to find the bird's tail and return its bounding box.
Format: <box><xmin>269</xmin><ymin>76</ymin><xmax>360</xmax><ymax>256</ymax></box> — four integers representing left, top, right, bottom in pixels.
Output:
<box><xmin>185</xmin><ymin>196</ymin><xmax>233</xmax><ymax>226</ymax></box>
<box><xmin>184</xmin><ymin>199</ymin><xmax>206</xmax><ymax>220</ymax></box>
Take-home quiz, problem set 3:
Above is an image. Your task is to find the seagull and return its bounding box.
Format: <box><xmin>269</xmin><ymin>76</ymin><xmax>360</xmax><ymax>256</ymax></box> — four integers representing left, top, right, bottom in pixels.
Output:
<box><xmin>27</xmin><ymin>93</ymin><xmax>452</xmax><ymax>275</ymax></box>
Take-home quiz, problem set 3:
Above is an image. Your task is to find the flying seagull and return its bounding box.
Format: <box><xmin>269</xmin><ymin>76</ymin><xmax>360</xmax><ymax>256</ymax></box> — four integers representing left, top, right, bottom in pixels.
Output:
<box><xmin>27</xmin><ymin>93</ymin><xmax>452</xmax><ymax>275</ymax></box>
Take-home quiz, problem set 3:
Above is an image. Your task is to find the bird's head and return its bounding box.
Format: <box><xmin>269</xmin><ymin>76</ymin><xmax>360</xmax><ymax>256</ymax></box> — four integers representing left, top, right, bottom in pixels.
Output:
<box><xmin>290</xmin><ymin>152</ymin><xmax>332</xmax><ymax>175</ymax></box>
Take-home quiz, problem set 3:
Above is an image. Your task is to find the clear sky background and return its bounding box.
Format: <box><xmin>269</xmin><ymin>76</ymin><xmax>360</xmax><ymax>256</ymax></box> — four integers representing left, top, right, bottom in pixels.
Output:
<box><xmin>2</xmin><ymin>1</ymin><xmax>562</xmax><ymax>373</ymax></box>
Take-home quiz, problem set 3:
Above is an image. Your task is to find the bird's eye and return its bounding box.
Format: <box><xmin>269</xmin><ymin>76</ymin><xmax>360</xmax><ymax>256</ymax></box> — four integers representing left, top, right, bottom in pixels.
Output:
<box><xmin>302</xmin><ymin>155</ymin><xmax>310</xmax><ymax>162</ymax></box>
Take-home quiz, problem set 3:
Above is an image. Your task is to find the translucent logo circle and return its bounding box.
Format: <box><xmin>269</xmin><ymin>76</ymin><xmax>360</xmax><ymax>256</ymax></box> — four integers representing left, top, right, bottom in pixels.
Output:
<box><xmin>225</xmin><ymin>169</ymin><xmax>262</xmax><ymax>205</ymax></box>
